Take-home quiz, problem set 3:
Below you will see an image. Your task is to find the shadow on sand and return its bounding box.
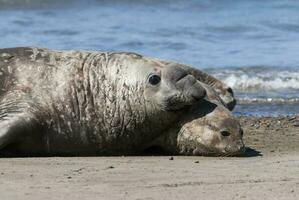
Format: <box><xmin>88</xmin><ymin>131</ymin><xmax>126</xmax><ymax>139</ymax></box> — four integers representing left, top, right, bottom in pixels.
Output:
<box><xmin>142</xmin><ymin>146</ymin><xmax>263</xmax><ymax>157</ymax></box>
<box><xmin>238</xmin><ymin>147</ymin><xmax>262</xmax><ymax>157</ymax></box>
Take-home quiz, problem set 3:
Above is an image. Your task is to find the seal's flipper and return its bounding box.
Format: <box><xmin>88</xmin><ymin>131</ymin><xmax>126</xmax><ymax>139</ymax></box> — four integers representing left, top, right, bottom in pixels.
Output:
<box><xmin>0</xmin><ymin>112</ymin><xmax>35</xmax><ymax>149</ymax></box>
<box><xmin>0</xmin><ymin>94</ymin><xmax>38</xmax><ymax>150</ymax></box>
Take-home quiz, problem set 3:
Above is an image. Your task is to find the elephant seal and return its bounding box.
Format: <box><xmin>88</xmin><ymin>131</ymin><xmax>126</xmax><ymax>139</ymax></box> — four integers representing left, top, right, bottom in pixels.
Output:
<box><xmin>0</xmin><ymin>47</ymin><xmax>206</xmax><ymax>156</ymax></box>
<box><xmin>0</xmin><ymin>47</ymin><xmax>236</xmax><ymax>156</ymax></box>
<box><xmin>149</xmin><ymin>83</ymin><xmax>244</xmax><ymax>156</ymax></box>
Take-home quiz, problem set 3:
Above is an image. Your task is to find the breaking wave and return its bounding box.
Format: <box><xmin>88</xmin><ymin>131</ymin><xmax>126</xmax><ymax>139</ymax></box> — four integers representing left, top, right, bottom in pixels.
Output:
<box><xmin>206</xmin><ymin>67</ymin><xmax>299</xmax><ymax>91</ymax></box>
<box><xmin>237</xmin><ymin>97</ymin><xmax>299</xmax><ymax>104</ymax></box>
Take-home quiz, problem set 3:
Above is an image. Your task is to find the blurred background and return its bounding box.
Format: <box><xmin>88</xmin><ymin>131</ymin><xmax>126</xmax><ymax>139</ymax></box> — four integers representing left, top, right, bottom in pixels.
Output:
<box><xmin>0</xmin><ymin>0</ymin><xmax>299</xmax><ymax>116</ymax></box>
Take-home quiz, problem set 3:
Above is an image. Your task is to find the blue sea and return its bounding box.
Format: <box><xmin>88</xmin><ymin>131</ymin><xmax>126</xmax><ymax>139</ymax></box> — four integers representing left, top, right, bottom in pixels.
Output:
<box><xmin>0</xmin><ymin>0</ymin><xmax>299</xmax><ymax>116</ymax></box>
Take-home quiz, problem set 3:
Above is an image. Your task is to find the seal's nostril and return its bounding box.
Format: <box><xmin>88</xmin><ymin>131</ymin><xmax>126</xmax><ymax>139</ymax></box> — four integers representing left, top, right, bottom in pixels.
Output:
<box><xmin>227</xmin><ymin>87</ymin><xmax>233</xmax><ymax>95</ymax></box>
<box><xmin>220</xmin><ymin>130</ymin><xmax>231</xmax><ymax>137</ymax></box>
<box><xmin>240</xmin><ymin>129</ymin><xmax>244</xmax><ymax>137</ymax></box>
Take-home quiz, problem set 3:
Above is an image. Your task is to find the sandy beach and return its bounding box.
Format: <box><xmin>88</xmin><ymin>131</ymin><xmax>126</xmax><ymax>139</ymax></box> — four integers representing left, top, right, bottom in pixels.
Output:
<box><xmin>1</xmin><ymin>1</ymin><xmax>299</xmax><ymax>200</ymax></box>
<box><xmin>0</xmin><ymin>116</ymin><xmax>298</xmax><ymax>200</ymax></box>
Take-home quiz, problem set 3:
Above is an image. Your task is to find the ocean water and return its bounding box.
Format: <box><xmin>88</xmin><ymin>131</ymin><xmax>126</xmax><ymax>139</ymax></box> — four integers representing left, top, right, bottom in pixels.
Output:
<box><xmin>0</xmin><ymin>0</ymin><xmax>298</xmax><ymax>116</ymax></box>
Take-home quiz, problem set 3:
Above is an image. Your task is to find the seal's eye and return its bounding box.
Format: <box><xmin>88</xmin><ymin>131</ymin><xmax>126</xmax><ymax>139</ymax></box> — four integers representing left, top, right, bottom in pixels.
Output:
<box><xmin>220</xmin><ymin>130</ymin><xmax>231</xmax><ymax>137</ymax></box>
<box><xmin>148</xmin><ymin>74</ymin><xmax>161</xmax><ymax>85</ymax></box>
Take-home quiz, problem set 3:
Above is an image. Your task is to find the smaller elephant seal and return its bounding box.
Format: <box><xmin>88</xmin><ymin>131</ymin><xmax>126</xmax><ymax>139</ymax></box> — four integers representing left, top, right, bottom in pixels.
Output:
<box><xmin>0</xmin><ymin>47</ymin><xmax>236</xmax><ymax>156</ymax></box>
<box><xmin>148</xmin><ymin>83</ymin><xmax>244</xmax><ymax>156</ymax></box>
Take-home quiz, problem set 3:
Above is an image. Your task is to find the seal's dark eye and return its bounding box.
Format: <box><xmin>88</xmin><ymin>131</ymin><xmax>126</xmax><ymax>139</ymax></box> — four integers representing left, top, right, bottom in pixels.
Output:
<box><xmin>220</xmin><ymin>130</ymin><xmax>231</xmax><ymax>137</ymax></box>
<box><xmin>148</xmin><ymin>74</ymin><xmax>161</xmax><ymax>85</ymax></box>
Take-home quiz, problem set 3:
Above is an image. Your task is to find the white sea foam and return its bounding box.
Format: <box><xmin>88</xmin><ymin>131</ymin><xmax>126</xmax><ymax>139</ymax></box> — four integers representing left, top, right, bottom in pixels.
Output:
<box><xmin>223</xmin><ymin>73</ymin><xmax>299</xmax><ymax>91</ymax></box>
<box><xmin>208</xmin><ymin>67</ymin><xmax>299</xmax><ymax>91</ymax></box>
<box><xmin>237</xmin><ymin>97</ymin><xmax>299</xmax><ymax>104</ymax></box>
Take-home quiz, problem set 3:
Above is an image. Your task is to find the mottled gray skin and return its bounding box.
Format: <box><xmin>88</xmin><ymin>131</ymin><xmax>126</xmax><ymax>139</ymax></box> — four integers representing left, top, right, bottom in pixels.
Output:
<box><xmin>0</xmin><ymin>47</ymin><xmax>210</xmax><ymax>156</ymax></box>
<box><xmin>0</xmin><ymin>47</ymin><xmax>237</xmax><ymax>156</ymax></box>
<box><xmin>150</xmin><ymin>84</ymin><xmax>244</xmax><ymax>156</ymax></box>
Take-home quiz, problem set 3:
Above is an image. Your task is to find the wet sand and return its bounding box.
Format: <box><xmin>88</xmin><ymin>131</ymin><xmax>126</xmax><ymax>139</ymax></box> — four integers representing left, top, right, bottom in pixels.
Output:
<box><xmin>0</xmin><ymin>116</ymin><xmax>298</xmax><ymax>200</ymax></box>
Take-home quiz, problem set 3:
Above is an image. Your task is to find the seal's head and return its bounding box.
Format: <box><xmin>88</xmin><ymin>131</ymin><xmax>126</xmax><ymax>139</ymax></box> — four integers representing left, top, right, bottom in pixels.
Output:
<box><xmin>176</xmin><ymin>99</ymin><xmax>244</xmax><ymax>156</ymax></box>
<box><xmin>148</xmin><ymin>84</ymin><xmax>245</xmax><ymax>156</ymax></box>
<box><xmin>116</xmin><ymin>53</ymin><xmax>206</xmax><ymax>111</ymax></box>
<box><xmin>141</xmin><ymin>62</ymin><xmax>206</xmax><ymax>111</ymax></box>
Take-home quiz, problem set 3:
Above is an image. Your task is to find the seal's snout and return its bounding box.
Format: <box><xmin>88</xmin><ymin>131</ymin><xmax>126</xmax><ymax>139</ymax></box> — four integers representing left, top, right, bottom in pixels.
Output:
<box><xmin>239</xmin><ymin>142</ymin><xmax>246</xmax><ymax>153</ymax></box>
<box><xmin>220</xmin><ymin>86</ymin><xmax>236</xmax><ymax>111</ymax></box>
<box><xmin>162</xmin><ymin>72</ymin><xmax>207</xmax><ymax>111</ymax></box>
<box><xmin>226</xmin><ymin>98</ymin><xmax>236</xmax><ymax>111</ymax></box>
<box><xmin>175</xmin><ymin>74</ymin><xmax>206</xmax><ymax>102</ymax></box>
<box><xmin>236</xmin><ymin>139</ymin><xmax>245</xmax><ymax>151</ymax></box>
<box><xmin>189</xmin><ymin>82</ymin><xmax>206</xmax><ymax>102</ymax></box>
<box><xmin>234</xmin><ymin>140</ymin><xmax>246</xmax><ymax>154</ymax></box>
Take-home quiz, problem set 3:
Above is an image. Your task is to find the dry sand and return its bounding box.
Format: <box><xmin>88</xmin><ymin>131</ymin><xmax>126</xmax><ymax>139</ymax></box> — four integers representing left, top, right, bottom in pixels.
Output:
<box><xmin>0</xmin><ymin>116</ymin><xmax>299</xmax><ymax>200</ymax></box>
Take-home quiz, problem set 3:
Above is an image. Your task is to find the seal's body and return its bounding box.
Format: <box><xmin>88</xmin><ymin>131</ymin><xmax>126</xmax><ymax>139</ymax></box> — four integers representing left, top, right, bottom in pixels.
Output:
<box><xmin>0</xmin><ymin>47</ymin><xmax>238</xmax><ymax>156</ymax></box>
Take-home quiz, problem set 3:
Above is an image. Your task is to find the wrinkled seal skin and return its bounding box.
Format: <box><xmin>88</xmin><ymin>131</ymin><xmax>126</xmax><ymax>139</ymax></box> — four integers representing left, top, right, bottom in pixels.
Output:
<box><xmin>150</xmin><ymin>84</ymin><xmax>245</xmax><ymax>156</ymax></box>
<box><xmin>0</xmin><ymin>47</ymin><xmax>235</xmax><ymax>156</ymax></box>
<box><xmin>0</xmin><ymin>47</ymin><xmax>209</xmax><ymax>156</ymax></box>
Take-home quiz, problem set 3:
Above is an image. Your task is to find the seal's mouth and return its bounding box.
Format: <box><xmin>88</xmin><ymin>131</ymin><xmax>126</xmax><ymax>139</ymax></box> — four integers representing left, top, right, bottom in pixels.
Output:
<box><xmin>166</xmin><ymin>104</ymin><xmax>192</xmax><ymax>112</ymax></box>
<box><xmin>221</xmin><ymin>147</ymin><xmax>246</xmax><ymax>157</ymax></box>
<box><xmin>175</xmin><ymin>73</ymin><xmax>188</xmax><ymax>83</ymax></box>
<box><xmin>163</xmin><ymin>96</ymin><xmax>194</xmax><ymax>112</ymax></box>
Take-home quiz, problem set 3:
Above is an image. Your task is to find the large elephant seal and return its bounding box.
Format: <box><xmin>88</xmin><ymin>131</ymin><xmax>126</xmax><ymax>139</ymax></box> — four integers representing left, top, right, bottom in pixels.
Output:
<box><xmin>0</xmin><ymin>47</ymin><xmax>236</xmax><ymax>156</ymax></box>
<box><xmin>148</xmin><ymin>83</ymin><xmax>244</xmax><ymax>156</ymax></box>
